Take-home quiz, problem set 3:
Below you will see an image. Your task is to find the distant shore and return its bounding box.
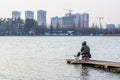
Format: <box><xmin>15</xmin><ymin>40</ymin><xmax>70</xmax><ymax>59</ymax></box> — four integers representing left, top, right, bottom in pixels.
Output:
<box><xmin>0</xmin><ymin>33</ymin><xmax>120</xmax><ymax>36</ymax></box>
<box><xmin>0</xmin><ymin>34</ymin><xmax>120</xmax><ymax>36</ymax></box>
<box><xmin>103</xmin><ymin>34</ymin><xmax>120</xmax><ymax>36</ymax></box>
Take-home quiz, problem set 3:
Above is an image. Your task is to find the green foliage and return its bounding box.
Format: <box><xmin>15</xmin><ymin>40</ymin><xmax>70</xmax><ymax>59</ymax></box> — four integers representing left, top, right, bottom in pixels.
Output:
<box><xmin>24</xmin><ymin>19</ymin><xmax>36</xmax><ymax>34</ymax></box>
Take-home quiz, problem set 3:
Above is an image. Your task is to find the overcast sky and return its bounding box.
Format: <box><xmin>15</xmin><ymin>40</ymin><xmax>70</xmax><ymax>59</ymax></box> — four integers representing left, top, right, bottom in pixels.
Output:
<box><xmin>0</xmin><ymin>0</ymin><xmax>120</xmax><ymax>25</ymax></box>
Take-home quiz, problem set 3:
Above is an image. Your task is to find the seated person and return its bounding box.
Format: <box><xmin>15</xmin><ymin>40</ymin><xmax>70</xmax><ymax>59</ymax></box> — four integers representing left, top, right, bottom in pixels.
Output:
<box><xmin>81</xmin><ymin>41</ymin><xmax>91</xmax><ymax>61</ymax></box>
<box><xmin>75</xmin><ymin>41</ymin><xmax>91</xmax><ymax>61</ymax></box>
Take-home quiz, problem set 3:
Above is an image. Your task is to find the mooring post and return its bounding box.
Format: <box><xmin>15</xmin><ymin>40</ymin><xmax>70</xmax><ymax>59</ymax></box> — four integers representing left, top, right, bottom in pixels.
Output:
<box><xmin>104</xmin><ymin>65</ymin><xmax>111</xmax><ymax>71</ymax></box>
<box><xmin>104</xmin><ymin>65</ymin><xmax>108</xmax><ymax>69</ymax></box>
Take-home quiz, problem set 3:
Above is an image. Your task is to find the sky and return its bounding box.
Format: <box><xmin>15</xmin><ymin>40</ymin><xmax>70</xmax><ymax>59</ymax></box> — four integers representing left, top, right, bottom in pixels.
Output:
<box><xmin>0</xmin><ymin>0</ymin><xmax>120</xmax><ymax>26</ymax></box>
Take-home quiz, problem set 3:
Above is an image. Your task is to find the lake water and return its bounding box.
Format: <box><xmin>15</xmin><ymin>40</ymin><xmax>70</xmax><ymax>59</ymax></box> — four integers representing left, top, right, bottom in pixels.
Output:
<box><xmin>0</xmin><ymin>36</ymin><xmax>120</xmax><ymax>80</ymax></box>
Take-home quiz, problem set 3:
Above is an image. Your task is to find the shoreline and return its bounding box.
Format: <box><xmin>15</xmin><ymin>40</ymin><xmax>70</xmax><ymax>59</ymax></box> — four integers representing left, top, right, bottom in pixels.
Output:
<box><xmin>0</xmin><ymin>34</ymin><xmax>119</xmax><ymax>37</ymax></box>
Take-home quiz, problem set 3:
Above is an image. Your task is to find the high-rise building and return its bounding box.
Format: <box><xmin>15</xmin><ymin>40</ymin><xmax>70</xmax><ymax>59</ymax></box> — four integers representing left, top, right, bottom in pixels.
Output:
<box><xmin>82</xmin><ymin>13</ymin><xmax>89</xmax><ymax>28</ymax></box>
<box><xmin>51</xmin><ymin>16</ymin><xmax>63</xmax><ymax>29</ymax></box>
<box><xmin>25</xmin><ymin>10</ymin><xmax>34</xmax><ymax>19</ymax></box>
<box><xmin>37</xmin><ymin>10</ymin><xmax>46</xmax><ymax>26</ymax></box>
<box><xmin>51</xmin><ymin>12</ymin><xmax>89</xmax><ymax>30</ymax></box>
<box><xmin>62</xmin><ymin>16</ymin><xmax>75</xmax><ymax>28</ymax></box>
<box><xmin>58</xmin><ymin>18</ymin><xmax>62</xmax><ymax>28</ymax></box>
<box><xmin>61</xmin><ymin>13</ymin><xmax>89</xmax><ymax>29</ymax></box>
<box><xmin>12</xmin><ymin>11</ymin><xmax>21</xmax><ymax>20</ymax></box>
<box><xmin>51</xmin><ymin>16</ymin><xmax>59</xmax><ymax>29</ymax></box>
<box><xmin>74</xmin><ymin>13</ymin><xmax>81</xmax><ymax>29</ymax></box>
<box><xmin>118</xmin><ymin>24</ymin><xmax>120</xmax><ymax>29</ymax></box>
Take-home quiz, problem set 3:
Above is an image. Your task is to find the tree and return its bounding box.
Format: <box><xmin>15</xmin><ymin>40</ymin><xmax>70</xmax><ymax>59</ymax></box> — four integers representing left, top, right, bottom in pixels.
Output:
<box><xmin>50</xmin><ymin>24</ymin><xmax>53</xmax><ymax>35</ymax></box>
<box><xmin>24</xmin><ymin>19</ymin><xmax>36</xmax><ymax>34</ymax></box>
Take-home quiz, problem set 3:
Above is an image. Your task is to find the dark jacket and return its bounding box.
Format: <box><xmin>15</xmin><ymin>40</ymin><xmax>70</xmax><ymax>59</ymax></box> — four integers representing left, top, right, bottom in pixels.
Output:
<box><xmin>81</xmin><ymin>45</ymin><xmax>91</xmax><ymax>58</ymax></box>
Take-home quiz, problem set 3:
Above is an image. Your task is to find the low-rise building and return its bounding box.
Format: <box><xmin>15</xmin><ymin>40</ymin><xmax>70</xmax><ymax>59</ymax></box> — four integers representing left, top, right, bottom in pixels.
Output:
<box><xmin>107</xmin><ymin>24</ymin><xmax>116</xmax><ymax>31</ymax></box>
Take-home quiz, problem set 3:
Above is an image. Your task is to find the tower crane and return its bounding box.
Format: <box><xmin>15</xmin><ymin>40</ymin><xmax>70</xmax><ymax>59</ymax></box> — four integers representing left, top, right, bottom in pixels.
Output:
<box><xmin>98</xmin><ymin>17</ymin><xmax>104</xmax><ymax>29</ymax></box>
<box><xmin>65</xmin><ymin>8</ymin><xmax>73</xmax><ymax>16</ymax></box>
<box><xmin>91</xmin><ymin>17</ymin><xmax>104</xmax><ymax>28</ymax></box>
<box><xmin>67</xmin><ymin>9</ymin><xmax>73</xmax><ymax>14</ymax></box>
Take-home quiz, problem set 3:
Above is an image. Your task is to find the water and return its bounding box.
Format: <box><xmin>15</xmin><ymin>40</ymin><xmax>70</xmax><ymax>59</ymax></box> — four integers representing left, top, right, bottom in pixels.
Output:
<box><xmin>0</xmin><ymin>36</ymin><xmax>120</xmax><ymax>80</ymax></box>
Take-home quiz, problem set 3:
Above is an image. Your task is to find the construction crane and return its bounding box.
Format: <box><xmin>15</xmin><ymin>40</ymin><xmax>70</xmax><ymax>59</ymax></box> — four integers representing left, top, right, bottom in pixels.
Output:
<box><xmin>67</xmin><ymin>9</ymin><xmax>73</xmax><ymax>14</ymax></box>
<box><xmin>98</xmin><ymin>17</ymin><xmax>104</xmax><ymax>29</ymax></box>
<box><xmin>91</xmin><ymin>17</ymin><xmax>104</xmax><ymax>28</ymax></box>
<box><xmin>65</xmin><ymin>8</ymin><xmax>73</xmax><ymax>16</ymax></box>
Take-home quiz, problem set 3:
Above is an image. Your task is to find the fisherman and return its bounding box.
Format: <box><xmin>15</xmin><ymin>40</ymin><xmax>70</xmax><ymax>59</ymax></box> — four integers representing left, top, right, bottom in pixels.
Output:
<box><xmin>80</xmin><ymin>41</ymin><xmax>91</xmax><ymax>61</ymax></box>
<box><xmin>74</xmin><ymin>41</ymin><xmax>91</xmax><ymax>61</ymax></box>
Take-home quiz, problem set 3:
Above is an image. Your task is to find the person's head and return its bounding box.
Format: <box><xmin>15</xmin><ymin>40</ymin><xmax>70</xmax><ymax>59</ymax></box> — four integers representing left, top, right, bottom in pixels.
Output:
<box><xmin>82</xmin><ymin>41</ymin><xmax>86</xmax><ymax>46</ymax></box>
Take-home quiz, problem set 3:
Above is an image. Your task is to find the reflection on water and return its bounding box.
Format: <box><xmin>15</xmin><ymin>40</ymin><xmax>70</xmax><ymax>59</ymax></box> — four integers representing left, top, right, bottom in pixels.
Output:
<box><xmin>0</xmin><ymin>36</ymin><xmax>119</xmax><ymax>80</ymax></box>
<box><xmin>73</xmin><ymin>65</ymin><xmax>90</xmax><ymax>80</ymax></box>
<box><xmin>81</xmin><ymin>66</ymin><xmax>90</xmax><ymax>80</ymax></box>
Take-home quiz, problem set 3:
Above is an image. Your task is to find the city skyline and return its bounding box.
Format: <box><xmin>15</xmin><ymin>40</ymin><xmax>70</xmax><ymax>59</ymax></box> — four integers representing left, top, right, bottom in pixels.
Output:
<box><xmin>0</xmin><ymin>0</ymin><xmax>120</xmax><ymax>25</ymax></box>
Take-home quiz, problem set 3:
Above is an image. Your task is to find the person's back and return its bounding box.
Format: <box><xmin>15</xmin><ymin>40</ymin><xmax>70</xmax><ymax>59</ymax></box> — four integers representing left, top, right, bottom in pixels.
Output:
<box><xmin>81</xmin><ymin>41</ymin><xmax>91</xmax><ymax>60</ymax></box>
<box><xmin>82</xmin><ymin>45</ymin><xmax>90</xmax><ymax>53</ymax></box>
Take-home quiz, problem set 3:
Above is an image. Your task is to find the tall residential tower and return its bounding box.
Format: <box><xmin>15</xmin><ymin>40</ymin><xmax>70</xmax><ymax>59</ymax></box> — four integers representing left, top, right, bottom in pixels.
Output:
<box><xmin>81</xmin><ymin>13</ymin><xmax>89</xmax><ymax>28</ymax></box>
<box><xmin>12</xmin><ymin>11</ymin><xmax>21</xmax><ymax>20</ymax></box>
<box><xmin>37</xmin><ymin>10</ymin><xmax>46</xmax><ymax>26</ymax></box>
<box><xmin>25</xmin><ymin>10</ymin><xmax>34</xmax><ymax>19</ymax></box>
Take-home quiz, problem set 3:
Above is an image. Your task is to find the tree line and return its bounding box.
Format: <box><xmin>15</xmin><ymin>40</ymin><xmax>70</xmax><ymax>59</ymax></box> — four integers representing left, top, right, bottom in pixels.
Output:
<box><xmin>0</xmin><ymin>18</ymin><xmax>119</xmax><ymax>36</ymax></box>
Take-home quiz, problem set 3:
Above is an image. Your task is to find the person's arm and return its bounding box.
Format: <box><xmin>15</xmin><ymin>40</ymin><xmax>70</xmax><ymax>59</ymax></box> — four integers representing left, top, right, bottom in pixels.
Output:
<box><xmin>77</xmin><ymin>52</ymin><xmax>80</xmax><ymax>57</ymax></box>
<box><xmin>81</xmin><ymin>47</ymin><xmax>84</xmax><ymax>54</ymax></box>
<box><xmin>81</xmin><ymin>47</ymin><xmax>84</xmax><ymax>52</ymax></box>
